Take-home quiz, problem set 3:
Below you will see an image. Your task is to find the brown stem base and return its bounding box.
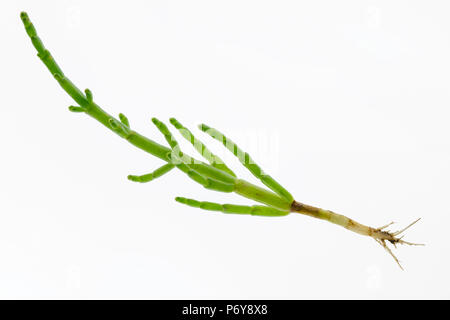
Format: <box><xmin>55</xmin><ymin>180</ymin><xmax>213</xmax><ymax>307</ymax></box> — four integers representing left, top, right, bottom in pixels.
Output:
<box><xmin>290</xmin><ymin>200</ymin><xmax>423</xmax><ymax>269</ymax></box>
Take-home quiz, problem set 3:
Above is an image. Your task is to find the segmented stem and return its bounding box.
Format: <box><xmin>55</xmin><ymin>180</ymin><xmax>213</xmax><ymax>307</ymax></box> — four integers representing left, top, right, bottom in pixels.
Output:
<box><xmin>199</xmin><ymin>124</ymin><xmax>293</xmax><ymax>202</ymax></box>
<box><xmin>234</xmin><ymin>179</ymin><xmax>292</xmax><ymax>211</ymax></box>
<box><xmin>175</xmin><ymin>197</ymin><xmax>289</xmax><ymax>217</ymax></box>
<box><xmin>151</xmin><ymin>118</ymin><xmax>183</xmax><ymax>154</ymax></box>
<box><xmin>128</xmin><ymin>163</ymin><xmax>175</xmax><ymax>183</ymax></box>
<box><xmin>20</xmin><ymin>12</ymin><xmax>171</xmax><ymax>161</ymax></box>
<box><xmin>151</xmin><ymin>118</ymin><xmax>235</xmax><ymax>193</ymax></box>
<box><xmin>169</xmin><ymin>118</ymin><xmax>236</xmax><ymax>177</ymax></box>
<box><xmin>20</xmin><ymin>11</ymin><xmax>288</xmax><ymax>203</ymax></box>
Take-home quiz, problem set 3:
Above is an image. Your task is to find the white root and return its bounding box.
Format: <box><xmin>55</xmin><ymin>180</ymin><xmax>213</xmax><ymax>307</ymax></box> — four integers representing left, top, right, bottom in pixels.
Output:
<box><xmin>372</xmin><ymin>218</ymin><xmax>424</xmax><ymax>270</ymax></box>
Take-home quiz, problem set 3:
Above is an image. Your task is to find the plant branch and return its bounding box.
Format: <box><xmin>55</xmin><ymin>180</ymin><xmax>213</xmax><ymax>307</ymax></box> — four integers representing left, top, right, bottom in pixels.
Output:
<box><xmin>21</xmin><ymin>11</ymin><xmax>422</xmax><ymax>269</ymax></box>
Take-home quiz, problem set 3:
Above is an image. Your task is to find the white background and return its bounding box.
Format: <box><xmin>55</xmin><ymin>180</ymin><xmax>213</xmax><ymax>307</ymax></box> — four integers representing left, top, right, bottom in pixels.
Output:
<box><xmin>1</xmin><ymin>0</ymin><xmax>448</xmax><ymax>299</ymax></box>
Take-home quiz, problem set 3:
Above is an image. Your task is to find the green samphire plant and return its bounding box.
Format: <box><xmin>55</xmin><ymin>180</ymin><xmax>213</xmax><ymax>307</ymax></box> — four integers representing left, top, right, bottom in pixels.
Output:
<box><xmin>20</xmin><ymin>12</ymin><xmax>423</xmax><ymax>269</ymax></box>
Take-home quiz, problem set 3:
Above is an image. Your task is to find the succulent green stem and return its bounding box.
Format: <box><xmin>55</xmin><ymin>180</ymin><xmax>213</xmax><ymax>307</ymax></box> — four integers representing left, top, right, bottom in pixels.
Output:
<box><xmin>175</xmin><ymin>197</ymin><xmax>289</xmax><ymax>216</ymax></box>
<box><xmin>20</xmin><ymin>12</ymin><xmax>172</xmax><ymax>162</ymax></box>
<box><xmin>169</xmin><ymin>118</ymin><xmax>236</xmax><ymax>177</ymax></box>
<box><xmin>199</xmin><ymin>124</ymin><xmax>294</xmax><ymax>202</ymax></box>
<box><xmin>128</xmin><ymin>163</ymin><xmax>175</xmax><ymax>183</ymax></box>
